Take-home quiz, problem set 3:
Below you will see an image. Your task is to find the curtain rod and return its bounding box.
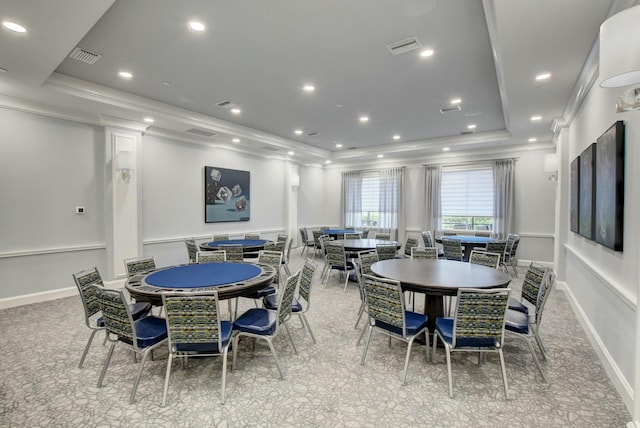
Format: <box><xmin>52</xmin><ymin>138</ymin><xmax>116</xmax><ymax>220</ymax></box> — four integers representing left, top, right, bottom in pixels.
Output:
<box><xmin>341</xmin><ymin>166</ymin><xmax>406</xmax><ymax>174</ymax></box>
<box><xmin>422</xmin><ymin>157</ymin><xmax>518</xmax><ymax>168</ymax></box>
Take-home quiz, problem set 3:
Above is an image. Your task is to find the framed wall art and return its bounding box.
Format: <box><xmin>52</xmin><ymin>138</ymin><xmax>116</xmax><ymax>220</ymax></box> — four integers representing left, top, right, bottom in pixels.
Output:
<box><xmin>204</xmin><ymin>166</ymin><xmax>250</xmax><ymax>223</ymax></box>
<box><xmin>570</xmin><ymin>156</ymin><xmax>580</xmax><ymax>234</ymax></box>
<box><xmin>578</xmin><ymin>144</ymin><xmax>596</xmax><ymax>240</ymax></box>
<box><xmin>594</xmin><ymin>121</ymin><xmax>625</xmax><ymax>251</ymax></box>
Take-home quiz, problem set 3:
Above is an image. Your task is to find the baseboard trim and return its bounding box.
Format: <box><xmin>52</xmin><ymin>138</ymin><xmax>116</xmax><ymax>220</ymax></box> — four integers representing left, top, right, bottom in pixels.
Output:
<box><xmin>0</xmin><ymin>286</ymin><xmax>77</xmax><ymax>310</ymax></box>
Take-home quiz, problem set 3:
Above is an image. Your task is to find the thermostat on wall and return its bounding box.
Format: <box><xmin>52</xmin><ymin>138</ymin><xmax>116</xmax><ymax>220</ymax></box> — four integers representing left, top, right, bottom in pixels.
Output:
<box><xmin>75</xmin><ymin>207</ymin><xmax>85</xmax><ymax>214</ymax></box>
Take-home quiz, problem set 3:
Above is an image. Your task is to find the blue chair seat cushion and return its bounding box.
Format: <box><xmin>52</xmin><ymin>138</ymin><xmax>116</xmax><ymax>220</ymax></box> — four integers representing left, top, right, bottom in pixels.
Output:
<box><xmin>233</xmin><ymin>308</ymin><xmax>277</xmax><ymax>336</ymax></box>
<box><xmin>435</xmin><ymin>317</ymin><xmax>498</xmax><ymax>348</ymax></box>
<box><xmin>129</xmin><ymin>316</ymin><xmax>168</xmax><ymax>348</ymax></box>
<box><xmin>175</xmin><ymin>321</ymin><xmax>233</xmax><ymax>352</ymax></box>
<box><xmin>507</xmin><ymin>297</ymin><xmax>529</xmax><ymax>314</ymax></box>
<box><xmin>375</xmin><ymin>311</ymin><xmax>428</xmax><ymax>336</ymax></box>
<box><xmin>130</xmin><ymin>302</ymin><xmax>153</xmax><ymax>320</ymax></box>
<box><xmin>262</xmin><ymin>294</ymin><xmax>303</xmax><ymax>312</ymax></box>
<box><xmin>504</xmin><ymin>309</ymin><xmax>530</xmax><ymax>335</ymax></box>
<box><xmin>330</xmin><ymin>261</ymin><xmax>355</xmax><ymax>271</ymax></box>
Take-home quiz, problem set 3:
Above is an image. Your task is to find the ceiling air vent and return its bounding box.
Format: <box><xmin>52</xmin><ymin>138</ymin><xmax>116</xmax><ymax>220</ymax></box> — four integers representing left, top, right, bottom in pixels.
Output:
<box><xmin>261</xmin><ymin>146</ymin><xmax>280</xmax><ymax>152</ymax></box>
<box><xmin>68</xmin><ymin>47</ymin><xmax>101</xmax><ymax>64</ymax></box>
<box><xmin>386</xmin><ymin>37</ymin><xmax>421</xmax><ymax>55</ymax></box>
<box><xmin>460</xmin><ymin>131</ymin><xmax>474</xmax><ymax>135</ymax></box>
<box><xmin>186</xmin><ymin>128</ymin><xmax>216</xmax><ymax>137</ymax></box>
<box><xmin>307</xmin><ymin>132</ymin><xmax>318</xmax><ymax>136</ymax></box>
<box><xmin>215</xmin><ymin>100</ymin><xmax>237</xmax><ymax>109</ymax></box>
<box><xmin>439</xmin><ymin>105</ymin><xmax>462</xmax><ymax>114</ymax></box>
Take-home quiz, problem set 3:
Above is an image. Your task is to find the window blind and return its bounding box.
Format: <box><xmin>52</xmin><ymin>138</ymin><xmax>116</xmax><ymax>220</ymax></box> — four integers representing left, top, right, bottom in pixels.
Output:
<box><xmin>441</xmin><ymin>168</ymin><xmax>493</xmax><ymax>216</ymax></box>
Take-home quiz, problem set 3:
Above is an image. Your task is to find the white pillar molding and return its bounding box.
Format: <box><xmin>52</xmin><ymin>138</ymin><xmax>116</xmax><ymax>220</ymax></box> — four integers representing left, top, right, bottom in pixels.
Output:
<box><xmin>104</xmin><ymin>127</ymin><xmax>142</xmax><ymax>279</ymax></box>
<box><xmin>285</xmin><ymin>162</ymin><xmax>300</xmax><ymax>247</ymax></box>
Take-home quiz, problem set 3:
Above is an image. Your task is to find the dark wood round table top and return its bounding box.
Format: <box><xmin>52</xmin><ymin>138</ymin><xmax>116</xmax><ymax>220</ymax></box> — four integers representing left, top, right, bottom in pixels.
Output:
<box><xmin>330</xmin><ymin>238</ymin><xmax>401</xmax><ymax>252</ymax></box>
<box><xmin>125</xmin><ymin>262</ymin><xmax>276</xmax><ymax>305</ymax></box>
<box><xmin>370</xmin><ymin>258</ymin><xmax>511</xmax><ymax>296</ymax></box>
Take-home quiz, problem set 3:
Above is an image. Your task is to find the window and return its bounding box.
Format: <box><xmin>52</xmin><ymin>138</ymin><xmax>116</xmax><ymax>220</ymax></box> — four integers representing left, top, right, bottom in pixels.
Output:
<box><xmin>441</xmin><ymin>167</ymin><xmax>494</xmax><ymax>231</ymax></box>
<box><xmin>343</xmin><ymin>169</ymin><xmax>400</xmax><ymax>229</ymax></box>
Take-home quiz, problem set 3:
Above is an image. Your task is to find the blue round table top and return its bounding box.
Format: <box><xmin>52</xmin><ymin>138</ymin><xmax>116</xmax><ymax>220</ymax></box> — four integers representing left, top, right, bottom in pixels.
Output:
<box><xmin>438</xmin><ymin>235</ymin><xmax>492</xmax><ymax>244</ymax></box>
<box><xmin>201</xmin><ymin>239</ymin><xmax>268</xmax><ymax>249</ymax></box>
<box><xmin>145</xmin><ymin>262</ymin><xmax>262</xmax><ymax>288</ymax></box>
<box><xmin>322</xmin><ymin>229</ymin><xmax>357</xmax><ymax>235</ymax></box>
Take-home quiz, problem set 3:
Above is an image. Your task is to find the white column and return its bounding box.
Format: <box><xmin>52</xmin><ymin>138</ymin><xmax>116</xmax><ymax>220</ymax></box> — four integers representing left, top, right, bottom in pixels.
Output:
<box><xmin>285</xmin><ymin>162</ymin><xmax>300</xmax><ymax>246</ymax></box>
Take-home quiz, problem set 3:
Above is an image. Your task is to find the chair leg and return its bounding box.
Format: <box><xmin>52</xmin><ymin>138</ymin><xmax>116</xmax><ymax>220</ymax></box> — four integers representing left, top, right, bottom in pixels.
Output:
<box><xmin>232</xmin><ymin>335</ymin><xmax>240</xmax><ymax>372</ymax></box>
<box><xmin>265</xmin><ymin>338</ymin><xmax>285</xmax><ymax>379</ymax></box>
<box><xmin>283</xmin><ymin>322</ymin><xmax>298</xmax><ymax>355</ymax></box>
<box><xmin>524</xmin><ymin>337</ymin><xmax>546</xmax><ymax>382</ymax></box>
<box><xmin>356</xmin><ymin>322</ymin><xmax>368</xmax><ymax>346</ymax></box>
<box><xmin>431</xmin><ymin>332</ymin><xmax>438</xmax><ymax>363</ymax></box>
<box><xmin>78</xmin><ymin>328</ymin><xmax>102</xmax><ymax>368</ymax></box>
<box><xmin>299</xmin><ymin>314</ymin><xmax>316</xmax><ymax>344</ymax></box>
<box><xmin>162</xmin><ymin>353</ymin><xmax>174</xmax><ymax>407</ymax></box>
<box><xmin>360</xmin><ymin>326</ymin><xmax>374</xmax><ymax>365</ymax></box>
<box><xmin>510</xmin><ymin>260</ymin><xmax>519</xmax><ymax>278</ymax></box>
<box><xmin>220</xmin><ymin>347</ymin><xmax>228</xmax><ymax>404</ymax></box>
<box><xmin>354</xmin><ymin>302</ymin><xmax>365</xmax><ymax>329</ymax></box>
<box><xmin>498</xmin><ymin>348</ymin><xmax>510</xmax><ymax>399</ymax></box>
<box><xmin>445</xmin><ymin>345</ymin><xmax>454</xmax><ymax>398</ymax></box>
<box><xmin>532</xmin><ymin>327</ymin><xmax>548</xmax><ymax>361</ymax></box>
<box><xmin>97</xmin><ymin>342</ymin><xmax>116</xmax><ymax>387</ymax></box>
<box><xmin>130</xmin><ymin>348</ymin><xmax>151</xmax><ymax>404</ymax></box>
<box><xmin>343</xmin><ymin>271</ymin><xmax>351</xmax><ymax>292</ymax></box>
<box><xmin>402</xmin><ymin>337</ymin><xmax>416</xmax><ymax>385</ymax></box>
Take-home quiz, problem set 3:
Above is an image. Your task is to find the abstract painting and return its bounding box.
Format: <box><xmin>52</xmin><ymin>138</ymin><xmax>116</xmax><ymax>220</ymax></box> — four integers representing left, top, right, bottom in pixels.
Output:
<box><xmin>204</xmin><ymin>166</ymin><xmax>250</xmax><ymax>222</ymax></box>
<box><xmin>570</xmin><ymin>157</ymin><xmax>580</xmax><ymax>234</ymax></box>
<box><xmin>578</xmin><ymin>144</ymin><xmax>595</xmax><ymax>240</ymax></box>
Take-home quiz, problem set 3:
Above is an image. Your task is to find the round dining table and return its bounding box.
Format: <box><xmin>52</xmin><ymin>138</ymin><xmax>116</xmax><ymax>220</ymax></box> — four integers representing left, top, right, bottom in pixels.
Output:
<box><xmin>330</xmin><ymin>238</ymin><xmax>401</xmax><ymax>253</ymax></box>
<box><xmin>370</xmin><ymin>258</ymin><xmax>511</xmax><ymax>332</ymax></box>
<box><xmin>125</xmin><ymin>262</ymin><xmax>276</xmax><ymax>306</ymax></box>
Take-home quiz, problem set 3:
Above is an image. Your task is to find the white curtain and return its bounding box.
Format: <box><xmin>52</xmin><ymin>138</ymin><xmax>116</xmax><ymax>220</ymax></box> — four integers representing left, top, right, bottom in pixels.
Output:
<box><xmin>378</xmin><ymin>167</ymin><xmax>405</xmax><ymax>242</ymax></box>
<box><xmin>342</xmin><ymin>171</ymin><xmax>363</xmax><ymax>228</ymax></box>
<box><xmin>422</xmin><ymin>164</ymin><xmax>442</xmax><ymax>234</ymax></box>
<box><xmin>493</xmin><ymin>159</ymin><xmax>516</xmax><ymax>239</ymax></box>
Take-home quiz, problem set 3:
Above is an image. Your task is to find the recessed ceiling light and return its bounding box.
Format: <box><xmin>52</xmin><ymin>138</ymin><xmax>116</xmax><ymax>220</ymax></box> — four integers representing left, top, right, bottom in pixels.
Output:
<box><xmin>451</xmin><ymin>98</ymin><xmax>462</xmax><ymax>105</ymax></box>
<box><xmin>294</xmin><ymin>129</ymin><xmax>303</xmax><ymax>135</ymax></box>
<box><xmin>467</xmin><ymin>124</ymin><xmax>477</xmax><ymax>130</ymax></box>
<box><xmin>0</xmin><ymin>67</ymin><xmax>7</xmax><ymax>73</ymax></box>
<box><xmin>359</xmin><ymin>116</ymin><xmax>369</xmax><ymax>123</ymax></box>
<box><xmin>535</xmin><ymin>72</ymin><xmax>551</xmax><ymax>81</ymax></box>
<box><xmin>377</xmin><ymin>154</ymin><xmax>384</xmax><ymax>158</ymax></box>
<box><xmin>2</xmin><ymin>21</ymin><xmax>26</xmax><ymax>33</ymax></box>
<box><xmin>302</xmin><ymin>84</ymin><xmax>315</xmax><ymax>92</ymax></box>
<box><xmin>420</xmin><ymin>49</ymin><xmax>434</xmax><ymax>58</ymax></box>
<box><xmin>336</xmin><ymin>104</ymin><xmax>343</xmax><ymax>108</ymax></box>
<box><xmin>325</xmin><ymin>160</ymin><xmax>331</xmax><ymax>164</ymax></box>
<box><xmin>336</xmin><ymin>143</ymin><xmax>343</xmax><ymax>148</ymax></box>
<box><xmin>162</xmin><ymin>81</ymin><xmax>171</xmax><ymax>86</ymax></box>
<box><xmin>230</xmin><ymin>108</ymin><xmax>241</xmax><ymax>115</ymax></box>
<box><xmin>118</xmin><ymin>71</ymin><xmax>133</xmax><ymax>79</ymax></box>
<box><xmin>188</xmin><ymin>21</ymin><xmax>205</xmax><ymax>32</ymax></box>
<box><xmin>530</xmin><ymin>115</ymin><xmax>542</xmax><ymax>121</ymax></box>
<box><xmin>288</xmin><ymin>151</ymin><xmax>294</xmax><ymax>156</ymax></box>
<box><xmin>392</xmin><ymin>135</ymin><xmax>401</xmax><ymax>140</ymax></box>
<box><xmin>232</xmin><ymin>138</ymin><xmax>240</xmax><ymax>143</ymax></box>
<box><xmin>442</xmin><ymin>147</ymin><xmax>450</xmax><ymax>152</ymax></box>
<box><xmin>528</xmin><ymin>137</ymin><xmax>537</xmax><ymax>143</ymax></box>
<box><xmin>143</xmin><ymin>117</ymin><xmax>154</xmax><ymax>123</ymax></box>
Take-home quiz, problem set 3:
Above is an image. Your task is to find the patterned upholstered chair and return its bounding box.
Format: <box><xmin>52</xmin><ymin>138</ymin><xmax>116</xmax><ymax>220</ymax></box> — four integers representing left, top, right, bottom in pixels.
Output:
<box><xmin>213</xmin><ymin>234</ymin><xmax>230</xmax><ymax>242</ymax></box>
<box><xmin>376</xmin><ymin>243</ymin><xmax>398</xmax><ymax>261</ymax></box>
<box><xmin>72</xmin><ymin>267</ymin><xmax>152</xmax><ymax>368</ymax></box>
<box><xmin>299</xmin><ymin>227</ymin><xmax>315</xmax><ymax>257</ymax></box>
<box><xmin>232</xmin><ymin>270</ymin><xmax>301</xmax><ymax>379</ymax></box>
<box><xmin>317</xmin><ymin>234</ymin><xmax>332</xmax><ymax>280</ymax></box>
<box><xmin>244</xmin><ymin>233</ymin><xmax>261</xmax><ymax>240</ymax></box>
<box><xmin>361</xmin><ymin>228</ymin><xmax>370</xmax><ymax>238</ymax></box>
<box><xmin>361</xmin><ymin>275</ymin><xmax>429</xmax><ymax>385</ymax></box>
<box><xmin>265</xmin><ymin>240</ymin><xmax>285</xmax><ymax>253</ymax></box>
<box><xmin>282</xmin><ymin>238</ymin><xmax>294</xmax><ymax>276</ymax></box>
<box><xmin>469</xmin><ymin>250</ymin><xmax>501</xmax><ymax>269</ymax></box>
<box><xmin>277</xmin><ymin>234</ymin><xmax>288</xmax><ymax>242</ymax></box>
<box><xmin>93</xmin><ymin>286</ymin><xmax>168</xmax><ymax>404</ymax></box>
<box><xmin>403</xmin><ymin>236</ymin><xmax>420</xmax><ymax>258</ymax></box>
<box><xmin>441</xmin><ymin>237</ymin><xmax>463</xmax><ymax>261</ymax></box>
<box><xmin>311</xmin><ymin>230</ymin><xmax>325</xmax><ymax>259</ymax></box>
<box><xmin>161</xmin><ymin>292</ymin><xmax>232</xmax><ymax>406</ymax></box>
<box><xmin>374</xmin><ymin>232</ymin><xmax>391</xmax><ymax>240</ymax></box>
<box><xmin>503</xmin><ymin>234</ymin><xmax>521</xmax><ymax>277</ymax></box>
<box><xmin>353</xmin><ymin>251</ymin><xmax>379</xmax><ymax>328</ymax></box>
<box><xmin>485</xmin><ymin>240</ymin><xmax>508</xmax><ymax>257</ymax></box>
<box><xmin>411</xmin><ymin>247</ymin><xmax>438</xmax><ymax>259</ymax></box>
<box><xmin>474</xmin><ymin>230</ymin><xmax>492</xmax><ymax>238</ymax></box>
<box><xmin>344</xmin><ymin>232</ymin><xmax>362</xmax><ymax>239</ymax></box>
<box><xmin>324</xmin><ymin>242</ymin><xmax>356</xmax><ymax>292</ymax></box>
<box><xmin>442</xmin><ymin>230</ymin><xmax>457</xmax><ymax>236</ymax></box>
<box><xmin>507</xmin><ymin>263</ymin><xmax>548</xmax><ymax>315</ymax></box>
<box><xmin>264</xmin><ymin>259</ymin><xmax>318</xmax><ymax>344</ymax></box>
<box><xmin>185</xmin><ymin>239</ymin><xmax>198</xmax><ymax>263</ymax></box>
<box><xmin>422</xmin><ymin>230</ymin><xmax>444</xmax><ymax>257</ymax></box>
<box><xmin>196</xmin><ymin>250</ymin><xmax>226</xmax><ymax>263</ymax></box>
<box><xmin>219</xmin><ymin>244</ymin><xmax>244</xmax><ymax>262</ymax></box>
<box><xmin>432</xmin><ymin>287</ymin><xmax>511</xmax><ymax>398</ymax></box>
<box><xmin>505</xmin><ymin>271</ymin><xmax>556</xmax><ymax>382</ymax></box>
<box><xmin>124</xmin><ymin>256</ymin><xmax>157</xmax><ymax>278</ymax></box>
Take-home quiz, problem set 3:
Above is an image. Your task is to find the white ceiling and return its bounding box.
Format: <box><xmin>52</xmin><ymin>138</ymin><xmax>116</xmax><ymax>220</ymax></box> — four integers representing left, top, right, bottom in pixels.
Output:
<box><xmin>0</xmin><ymin>0</ymin><xmax>632</xmax><ymax>166</ymax></box>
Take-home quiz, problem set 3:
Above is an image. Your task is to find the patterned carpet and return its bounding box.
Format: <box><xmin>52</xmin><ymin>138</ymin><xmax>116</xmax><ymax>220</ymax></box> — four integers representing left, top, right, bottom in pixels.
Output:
<box><xmin>0</xmin><ymin>250</ymin><xmax>631</xmax><ymax>427</ymax></box>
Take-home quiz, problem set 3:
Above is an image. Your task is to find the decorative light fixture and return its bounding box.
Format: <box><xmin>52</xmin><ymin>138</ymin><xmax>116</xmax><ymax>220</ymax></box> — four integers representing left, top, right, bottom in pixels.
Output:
<box><xmin>115</xmin><ymin>148</ymin><xmax>135</xmax><ymax>182</ymax></box>
<box><xmin>291</xmin><ymin>174</ymin><xmax>300</xmax><ymax>192</ymax></box>
<box><xmin>543</xmin><ymin>153</ymin><xmax>559</xmax><ymax>182</ymax></box>
<box><xmin>600</xmin><ymin>5</ymin><xmax>640</xmax><ymax>111</ymax></box>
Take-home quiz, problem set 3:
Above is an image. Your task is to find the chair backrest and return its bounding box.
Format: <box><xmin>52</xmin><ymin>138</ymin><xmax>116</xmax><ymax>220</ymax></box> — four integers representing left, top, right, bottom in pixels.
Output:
<box><xmin>442</xmin><ymin>230</ymin><xmax>457</xmax><ymax>236</ymax></box>
<box><xmin>376</xmin><ymin>243</ymin><xmax>397</xmax><ymax>260</ymax></box>
<box><xmin>245</xmin><ymin>233</ymin><xmax>261</xmax><ymax>240</ymax></box>
<box><xmin>297</xmin><ymin>259</ymin><xmax>317</xmax><ymax>308</ymax></box>
<box><xmin>508</xmin><ymin>236</ymin><xmax>521</xmax><ymax>257</ymax></box>
<box><xmin>411</xmin><ymin>247</ymin><xmax>438</xmax><ymax>259</ymax></box>
<box><xmin>318</xmin><ymin>234</ymin><xmax>332</xmax><ymax>259</ymax></box>
<box><xmin>196</xmin><ymin>250</ymin><xmax>226</xmax><ymax>263</ymax></box>
<box><xmin>213</xmin><ymin>234</ymin><xmax>230</xmax><ymax>242</ymax></box>
<box><xmin>284</xmin><ymin>238</ymin><xmax>294</xmax><ymax>263</ymax></box>
<box><xmin>258</xmin><ymin>250</ymin><xmax>283</xmax><ymax>283</ymax></box>
<box><xmin>312</xmin><ymin>230</ymin><xmax>324</xmax><ymax>248</ymax></box>
<box><xmin>344</xmin><ymin>232</ymin><xmax>362</xmax><ymax>239</ymax></box>
<box><xmin>404</xmin><ymin>236</ymin><xmax>420</xmax><ymax>257</ymax></box>
<box><xmin>486</xmin><ymin>240</ymin><xmax>507</xmax><ymax>255</ymax></box>
<box><xmin>358</xmin><ymin>251</ymin><xmax>379</xmax><ymax>276</ymax></box>
<box><xmin>277</xmin><ymin>234</ymin><xmax>288</xmax><ymax>242</ymax></box>
<box><xmin>361</xmin><ymin>228</ymin><xmax>370</xmax><ymax>238</ymax></box>
<box><xmin>452</xmin><ymin>288</ymin><xmax>510</xmax><ymax>348</ymax></box>
<box><xmin>469</xmin><ymin>250</ymin><xmax>501</xmax><ymax>269</ymax></box>
<box><xmin>363</xmin><ymin>274</ymin><xmax>407</xmax><ymax>337</ymax></box>
<box><xmin>421</xmin><ymin>230</ymin><xmax>434</xmax><ymax>247</ymax></box>
<box><xmin>185</xmin><ymin>239</ymin><xmax>198</xmax><ymax>263</ymax></box>
<box><xmin>124</xmin><ymin>256</ymin><xmax>156</xmax><ymax>278</ymax></box>
<box><xmin>277</xmin><ymin>270</ymin><xmax>301</xmax><ymax>327</ymax></box>
<box><xmin>441</xmin><ymin>238</ymin><xmax>463</xmax><ymax>261</ymax></box>
<box><xmin>72</xmin><ymin>267</ymin><xmax>104</xmax><ymax>324</ymax></box>
<box><xmin>535</xmin><ymin>271</ymin><xmax>556</xmax><ymax>326</ymax></box>
<box><xmin>162</xmin><ymin>292</ymin><xmax>224</xmax><ymax>352</ymax></box>
<box><xmin>325</xmin><ymin>242</ymin><xmax>348</xmax><ymax>268</ymax></box>
<box><xmin>505</xmin><ymin>234</ymin><xmax>518</xmax><ymax>257</ymax></box>
<box><xmin>299</xmin><ymin>227</ymin><xmax>309</xmax><ymax>243</ymax></box>
<box><xmin>474</xmin><ymin>231</ymin><xmax>492</xmax><ymax>238</ymax></box>
<box><xmin>219</xmin><ymin>244</ymin><xmax>243</xmax><ymax>261</ymax></box>
<box><xmin>521</xmin><ymin>263</ymin><xmax>549</xmax><ymax>307</ymax></box>
<box><xmin>265</xmin><ymin>240</ymin><xmax>285</xmax><ymax>253</ymax></box>
<box><xmin>93</xmin><ymin>286</ymin><xmax>136</xmax><ymax>345</ymax></box>
<box><xmin>374</xmin><ymin>232</ymin><xmax>391</xmax><ymax>240</ymax></box>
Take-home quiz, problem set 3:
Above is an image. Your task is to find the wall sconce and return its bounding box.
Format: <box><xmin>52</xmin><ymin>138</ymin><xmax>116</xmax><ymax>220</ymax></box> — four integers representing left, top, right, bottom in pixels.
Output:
<box><xmin>115</xmin><ymin>149</ymin><xmax>135</xmax><ymax>182</ymax></box>
<box><xmin>291</xmin><ymin>174</ymin><xmax>300</xmax><ymax>192</ymax></box>
<box><xmin>600</xmin><ymin>5</ymin><xmax>640</xmax><ymax>111</ymax></box>
<box><xmin>544</xmin><ymin>154</ymin><xmax>559</xmax><ymax>182</ymax></box>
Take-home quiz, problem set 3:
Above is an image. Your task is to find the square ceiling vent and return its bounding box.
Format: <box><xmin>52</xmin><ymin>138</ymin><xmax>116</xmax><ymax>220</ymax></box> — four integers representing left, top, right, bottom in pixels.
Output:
<box><xmin>386</xmin><ymin>37</ymin><xmax>421</xmax><ymax>55</ymax></box>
